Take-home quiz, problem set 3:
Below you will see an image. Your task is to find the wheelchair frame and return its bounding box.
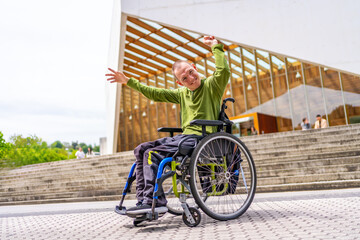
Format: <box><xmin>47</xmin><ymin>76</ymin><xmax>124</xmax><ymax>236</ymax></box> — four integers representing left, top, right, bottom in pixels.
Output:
<box><xmin>115</xmin><ymin>98</ymin><xmax>257</xmax><ymax>227</ymax></box>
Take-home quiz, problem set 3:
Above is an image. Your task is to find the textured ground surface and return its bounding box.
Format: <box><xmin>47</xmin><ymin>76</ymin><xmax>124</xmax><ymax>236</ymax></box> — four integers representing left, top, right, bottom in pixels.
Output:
<box><xmin>1</xmin><ymin>188</ymin><xmax>359</xmax><ymax>240</ymax></box>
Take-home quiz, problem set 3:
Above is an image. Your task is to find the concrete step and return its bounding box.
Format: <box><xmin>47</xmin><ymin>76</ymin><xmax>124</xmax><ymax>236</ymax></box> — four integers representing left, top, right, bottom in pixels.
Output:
<box><xmin>256</xmin><ymin>155</ymin><xmax>360</xmax><ymax>171</ymax></box>
<box><xmin>256</xmin><ymin>179</ymin><xmax>360</xmax><ymax>193</ymax></box>
<box><xmin>1</xmin><ymin>179</ymin><xmax>360</xmax><ymax>206</ymax></box>
<box><xmin>244</xmin><ymin>134</ymin><xmax>360</xmax><ymax>152</ymax></box>
<box><xmin>0</xmin><ymin>154</ymin><xmax>134</xmax><ymax>178</ymax></box>
<box><xmin>1</xmin><ymin>152</ymin><xmax>359</xmax><ymax>191</ymax></box>
<box><xmin>250</xmin><ymin>143</ymin><xmax>360</xmax><ymax>159</ymax></box>
<box><xmin>253</xmin><ymin>149</ymin><xmax>360</xmax><ymax>163</ymax></box>
<box><xmin>257</xmin><ymin>171</ymin><xmax>360</xmax><ymax>186</ymax></box>
<box><xmin>1</xmin><ymin>124</ymin><xmax>360</xmax><ymax>205</ymax></box>
<box><xmin>2</xmin><ymin>165</ymin><xmax>359</xmax><ymax>198</ymax></box>
<box><xmin>257</xmin><ymin>163</ymin><xmax>360</xmax><ymax>178</ymax></box>
<box><xmin>2</xmin><ymin>170</ymin><xmax>359</xmax><ymax>202</ymax></box>
<box><xmin>2</xmin><ymin>143</ymin><xmax>359</xmax><ymax>183</ymax></box>
<box><xmin>2</xmin><ymin>154</ymin><xmax>359</xmax><ymax>191</ymax></box>
<box><xmin>239</xmin><ymin>123</ymin><xmax>360</xmax><ymax>143</ymax></box>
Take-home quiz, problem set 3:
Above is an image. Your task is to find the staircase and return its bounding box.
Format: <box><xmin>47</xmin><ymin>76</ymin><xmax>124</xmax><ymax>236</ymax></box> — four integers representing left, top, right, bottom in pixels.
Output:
<box><xmin>1</xmin><ymin>124</ymin><xmax>360</xmax><ymax>205</ymax></box>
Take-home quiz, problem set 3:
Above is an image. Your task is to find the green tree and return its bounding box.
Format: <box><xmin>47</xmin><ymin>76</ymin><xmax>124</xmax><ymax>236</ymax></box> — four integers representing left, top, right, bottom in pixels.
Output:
<box><xmin>93</xmin><ymin>145</ymin><xmax>100</xmax><ymax>152</ymax></box>
<box><xmin>71</xmin><ymin>141</ymin><xmax>78</xmax><ymax>150</ymax></box>
<box><xmin>0</xmin><ymin>132</ymin><xmax>13</xmax><ymax>167</ymax></box>
<box><xmin>2</xmin><ymin>134</ymin><xmax>68</xmax><ymax>168</ymax></box>
<box><xmin>51</xmin><ymin>140</ymin><xmax>64</xmax><ymax>149</ymax></box>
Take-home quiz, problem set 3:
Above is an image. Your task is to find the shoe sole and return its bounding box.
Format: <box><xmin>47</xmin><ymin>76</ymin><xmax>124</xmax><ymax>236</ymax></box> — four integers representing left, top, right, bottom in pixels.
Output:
<box><xmin>126</xmin><ymin>206</ymin><xmax>168</xmax><ymax>216</ymax></box>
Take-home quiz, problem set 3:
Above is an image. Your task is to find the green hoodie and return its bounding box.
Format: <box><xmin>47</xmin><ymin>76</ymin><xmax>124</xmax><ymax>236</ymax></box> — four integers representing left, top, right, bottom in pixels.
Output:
<box><xmin>126</xmin><ymin>43</ymin><xmax>230</xmax><ymax>135</ymax></box>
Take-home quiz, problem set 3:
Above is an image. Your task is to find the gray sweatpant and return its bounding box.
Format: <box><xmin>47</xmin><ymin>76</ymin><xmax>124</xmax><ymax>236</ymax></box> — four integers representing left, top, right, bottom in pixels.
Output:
<box><xmin>133</xmin><ymin>134</ymin><xmax>197</xmax><ymax>206</ymax></box>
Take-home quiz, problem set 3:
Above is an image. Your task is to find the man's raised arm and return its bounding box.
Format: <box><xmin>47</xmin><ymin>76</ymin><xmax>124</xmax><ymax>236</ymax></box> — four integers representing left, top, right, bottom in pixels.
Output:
<box><xmin>105</xmin><ymin>68</ymin><xmax>180</xmax><ymax>104</ymax></box>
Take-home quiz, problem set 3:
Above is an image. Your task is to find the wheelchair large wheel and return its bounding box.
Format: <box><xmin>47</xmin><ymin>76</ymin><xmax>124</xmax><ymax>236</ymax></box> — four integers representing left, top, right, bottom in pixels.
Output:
<box><xmin>189</xmin><ymin>132</ymin><xmax>256</xmax><ymax>221</ymax></box>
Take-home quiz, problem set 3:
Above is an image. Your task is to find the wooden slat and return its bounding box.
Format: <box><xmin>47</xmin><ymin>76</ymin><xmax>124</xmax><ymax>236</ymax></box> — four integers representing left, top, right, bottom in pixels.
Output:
<box><xmin>165</xmin><ymin>26</ymin><xmax>211</xmax><ymax>54</ymax></box>
<box><xmin>126</xmin><ymin>35</ymin><xmax>181</xmax><ymax>64</ymax></box>
<box><xmin>127</xmin><ymin>25</ymin><xmax>196</xmax><ymax>62</ymax></box>
<box><xmin>207</xmin><ymin>55</ymin><xmax>254</xmax><ymax>75</ymax></box>
<box><xmin>128</xmin><ymin>17</ymin><xmax>206</xmax><ymax>58</ymax></box>
<box><xmin>124</xmin><ymin>67</ymin><xmax>148</xmax><ymax>78</ymax></box>
<box><xmin>124</xmin><ymin>51</ymin><xmax>167</xmax><ymax>72</ymax></box>
<box><xmin>124</xmin><ymin>59</ymin><xmax>157</xmax><ymax>75</ymax></box>
<box><xmin>126</xmin><ymin>45</ymin><xmax>173</xmax><ymax>68</ymax></box>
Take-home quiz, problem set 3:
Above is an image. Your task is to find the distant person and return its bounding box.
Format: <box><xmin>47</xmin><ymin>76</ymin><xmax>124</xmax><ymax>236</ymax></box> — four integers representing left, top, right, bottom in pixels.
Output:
<box><xmin>86</xmin><ymin>147</ymin><xmax>94</xmax><ymax>158</ymax></box>
<box><xmin>301</xmin><ymin>117</ymin><xmax>311</xmax><ymax>130</ymax></box>
<box><xmin>250</xmin><ymin>126</ymin><xmax>258</xmax><ymax>135</ymax></box>
<box><xmin>75</xmin><ymin>147</ymin><xmax>85</xmax><ymax>159</ymax></box>
<box><xmin>314</xmin><ymin>114</ymin><xmax>328</xmax><ymax>129</ymax></box>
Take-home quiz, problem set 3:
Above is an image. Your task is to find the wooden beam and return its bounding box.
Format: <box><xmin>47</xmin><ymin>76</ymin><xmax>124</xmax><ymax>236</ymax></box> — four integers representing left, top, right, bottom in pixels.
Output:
<box><xmin>124</xmin><ymin>59</ymin><xmax>157</xmax><ymax>75</ymax></box>
<box><xmin>123</xmin><ymin>66</ymin><xmax>148</xmax><ymax>78</ymax></box>
<box><xmin>124</xmin><ymin>51</ymin><xmax>167</xmax><ymax>72</ymax></box>
<box><xmin>126</xmin><ymin>35</ymin><xmax>178</xmax><ymax>62</ymax></box>
<box><xmin>126</xmin><ymin>45</ymin><xmax>173</xmax><ymax>68</ymax></box>
<box><xmin>128</xmin><ymin>17</ymin><xmax>206</xmax><ymax>58</ymax></box>
<box><xmin>165</xmin><ymin>26</ymin><xmax>211</xmax><ymax>52</ymax></box>
<box><xmin>127</xmin><ymin>25</ymin><xmax>196</xmax><ymax>62</ymax></box>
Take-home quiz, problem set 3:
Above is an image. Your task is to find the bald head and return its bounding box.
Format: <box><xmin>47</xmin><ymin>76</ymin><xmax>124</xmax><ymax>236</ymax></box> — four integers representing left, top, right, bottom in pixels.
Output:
<box><xmin>172</xmin><ymin>60</ymin><xmax>201</xmax><ymax>91</ymax></box>
<box><xmin>172</xmin><ymin>60</ymin><xmax>192</xmax><ymax>81</ymax></box>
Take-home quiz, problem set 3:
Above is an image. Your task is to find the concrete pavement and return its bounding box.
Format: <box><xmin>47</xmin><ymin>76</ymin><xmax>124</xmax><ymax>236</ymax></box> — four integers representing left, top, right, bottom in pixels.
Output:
<box><xmin>1</xmin><ymin>188</ymin><xmax>359</xmax><ymax>240</ymax></box>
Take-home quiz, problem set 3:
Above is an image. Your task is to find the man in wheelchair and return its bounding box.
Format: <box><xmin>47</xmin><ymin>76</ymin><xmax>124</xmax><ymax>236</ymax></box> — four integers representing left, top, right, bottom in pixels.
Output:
<box><xmin>106</xmin><ymin>35</ymin><xmax>231</xmax><ymax>214</ymax></box>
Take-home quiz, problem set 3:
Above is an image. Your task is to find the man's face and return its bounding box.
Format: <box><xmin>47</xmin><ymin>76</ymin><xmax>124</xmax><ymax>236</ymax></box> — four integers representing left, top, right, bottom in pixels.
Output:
<box><xmin>316</xmin><ymin>117</ymin><xmax>321</xmax><ymax>121</ymax></box>
<box><xmin>174</xmin><ymin>63</ymin><xmax>201</xmax><ymax>91</ymax></box>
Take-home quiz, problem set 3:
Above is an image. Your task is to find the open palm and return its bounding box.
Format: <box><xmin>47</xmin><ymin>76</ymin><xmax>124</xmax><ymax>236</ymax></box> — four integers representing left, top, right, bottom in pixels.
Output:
<box><xmin>105</xmin><ymin>68</ymin><xmax>129</xmax><ymax>84</ymax></box>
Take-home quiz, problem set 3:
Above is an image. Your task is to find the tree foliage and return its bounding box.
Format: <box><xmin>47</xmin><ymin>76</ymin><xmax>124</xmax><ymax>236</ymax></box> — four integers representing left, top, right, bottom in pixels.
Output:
<box><xmin>51</xmin><ymin>140</ymin><xmax>64</xmax><ymax>149</ymax></box>
<box><xmin>0</xmin><ymin>131</ymin><xmax>101</xmax><ymax>168</ymax></box>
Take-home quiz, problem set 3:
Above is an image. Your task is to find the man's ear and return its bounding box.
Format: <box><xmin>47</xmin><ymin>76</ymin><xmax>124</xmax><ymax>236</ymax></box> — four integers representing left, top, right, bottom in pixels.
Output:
<box><xmin>191</xmin><ymin>63</ymin><xmax>197</xmax><ymax>71</ymax></box>
<box><xmin>176</xmin><ymin>80</ymin><xmax>183</xmax><ymax>86</ymax></box>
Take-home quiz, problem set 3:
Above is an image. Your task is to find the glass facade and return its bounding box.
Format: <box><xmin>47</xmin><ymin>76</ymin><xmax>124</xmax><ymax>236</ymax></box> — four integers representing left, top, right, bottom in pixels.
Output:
<box><xmin>117</xmin><ymin>17</ymin><xmax>360</xmax><ymax>152</ymax></box>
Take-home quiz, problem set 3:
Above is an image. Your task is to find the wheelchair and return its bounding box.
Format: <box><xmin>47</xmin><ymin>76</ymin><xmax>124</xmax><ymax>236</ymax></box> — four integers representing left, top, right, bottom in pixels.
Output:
<box><xmin>115</xmin><ymin>98</ymin><xmax>257</xmax><ymax>227</ymax></box>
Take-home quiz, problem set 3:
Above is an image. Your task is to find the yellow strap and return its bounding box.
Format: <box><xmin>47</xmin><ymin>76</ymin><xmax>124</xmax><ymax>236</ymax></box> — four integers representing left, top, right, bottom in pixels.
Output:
<box><xmin>148</xmin><ymin>151</ymin><xmax>159</xmax><ymax>165</ymax></box>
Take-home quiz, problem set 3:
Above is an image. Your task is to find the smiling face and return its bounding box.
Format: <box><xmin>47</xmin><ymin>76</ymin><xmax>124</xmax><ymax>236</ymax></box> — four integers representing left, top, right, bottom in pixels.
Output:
<box><xmin>173</xmin><ymin>62</ymin><xmax>201</xmax><ymax>91</ymax></box>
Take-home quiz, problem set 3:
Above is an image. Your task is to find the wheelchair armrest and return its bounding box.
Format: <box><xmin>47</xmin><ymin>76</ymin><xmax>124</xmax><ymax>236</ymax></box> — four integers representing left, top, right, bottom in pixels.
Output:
<box><xmin>190</xmin><ymin>120</ymin><xmax>224</xmax><ymax>137</ymax></box>
<box><xmin>190</xmin><ymin>120</ymin><xmax>224</xmax><ymax>126</ymax></box>
<box><xmin>157</xmin><ymin>127</ymin><xmax>183</xmax><ymax>137</ymax></box>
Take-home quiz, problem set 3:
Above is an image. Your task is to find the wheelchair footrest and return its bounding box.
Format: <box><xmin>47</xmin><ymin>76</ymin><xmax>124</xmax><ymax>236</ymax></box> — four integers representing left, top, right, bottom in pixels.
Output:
<box><xmin>114</xmin><ymin>205</ymin><xmax>127</xmax><ymax>215</ymax></box>
<box><xmin>117</xmin><ymin>206</ymin><xmax>168</xmax><ymax>219</ymax></box>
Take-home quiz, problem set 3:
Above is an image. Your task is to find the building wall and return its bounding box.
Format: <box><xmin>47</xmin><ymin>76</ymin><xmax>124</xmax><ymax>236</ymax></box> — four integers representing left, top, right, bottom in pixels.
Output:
<box><xmin>108</xmin><ymin>0</ymin><xmax>360</xmax><ymax>153</ymax></box>
<box><xmin>121</xmin><ymin>0</ymin><xmax>360</xmax><ymax>76</ymax></box>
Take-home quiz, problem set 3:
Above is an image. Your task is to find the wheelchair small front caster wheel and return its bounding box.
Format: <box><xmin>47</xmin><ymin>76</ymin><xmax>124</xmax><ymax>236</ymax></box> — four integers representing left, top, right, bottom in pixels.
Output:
<box><xmin>182</xmin><ymin>207</ymin><xmax>201</xmax><ymax>227</ymax></box>
<box><xmin>133</xmin><ymin>219</ymin><xmax>144</xmax><ymax>227</ymax></box>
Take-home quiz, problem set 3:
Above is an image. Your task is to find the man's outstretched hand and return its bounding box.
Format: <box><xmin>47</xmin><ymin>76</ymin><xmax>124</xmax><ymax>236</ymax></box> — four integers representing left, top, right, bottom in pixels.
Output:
<box><xmin>106</xmin><ymin>68</ymin><xmax>129</xmax><ymax>84</ymax></box>
<box><xmin>203</xmin><ymin>36</ymin><xmax>218</xmax><ymax>47</ymax></box>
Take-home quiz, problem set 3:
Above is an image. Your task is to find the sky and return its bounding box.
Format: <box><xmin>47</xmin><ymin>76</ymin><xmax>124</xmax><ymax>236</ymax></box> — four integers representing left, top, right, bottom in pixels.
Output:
<box><xmin>0</xmin><ymin>0</ymin><xmax>114</xmax><ymax>146</ymax></box>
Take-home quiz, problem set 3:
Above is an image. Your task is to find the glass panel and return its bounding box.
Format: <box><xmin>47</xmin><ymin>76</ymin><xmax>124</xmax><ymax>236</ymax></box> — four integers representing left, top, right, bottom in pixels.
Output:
<box><xmin>126</xmin><ymin>88</ymin><xmax>134</xmax><ymax>150</ymax></box>
<box><xmin>341</xmin><ymin>73</ymin><xmax>360</xmax><ymax>124</ymax></box>
<box><xmin>303</xmin><ymin>64</ymin><xmax>326</xmax><ymax>127</ymax></box>
<box><xmin>230</xmin><ymin>48</ymin><xmax>246</xmax><ymax>115</ymax></box>
<box><xmin>148</xmin><ymin>76</ymin><xmax>157</xmax><ymax>139</ymax></box>
<box><xmin>271</xmin><ymin>56</ymin><xmax>293</xmax><ymax>131</ymax></box>
<box><xmin>166</xmin><ymin>73</ymin><xmax>177</xmax><ymax>128</ymax></box>
<box><xmin>119</xmin><ymin>88</ymin><xmax>125</xmax><ymax>152</ymax></box>
<box><xmin>243</xmin><ymin>49</ymin><xmax>259</xmax><ymax>112</ymax></box>
<box><xmin>287</xmin><ymin>59</ymin><xmax>307</xmax><ymax>130</ymax></box>
<box><xmin>132</xmin><ymin>89</ymin><xmax>141</xmax><ymax>147</ymax></box>
<box><xmin>156</xmin><ymin>75</ymin><xmax>168</xmax><ymax>138</ymax></box>
<box><xmin>322</xmin><ymin>69</ymin><xmax>346</xmax><ymax>126</ymax></box>
<box><xmin>140</xmin><ymin>79</ymin><xmax>149</xmax><ymax>142</ymax></box>
<box><xmin>257</xmin><ymin>52</ymin><xmax>276</xmax><ymax>117</ymax></box>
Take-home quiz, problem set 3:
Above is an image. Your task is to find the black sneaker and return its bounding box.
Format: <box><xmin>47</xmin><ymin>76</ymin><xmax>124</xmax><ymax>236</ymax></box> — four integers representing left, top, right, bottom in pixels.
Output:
<box><xmin>127</xmin><ymin>203</ymin><xmax>152</xmax><ymax>214</ymax></box>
